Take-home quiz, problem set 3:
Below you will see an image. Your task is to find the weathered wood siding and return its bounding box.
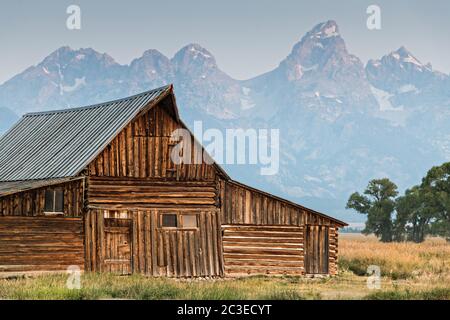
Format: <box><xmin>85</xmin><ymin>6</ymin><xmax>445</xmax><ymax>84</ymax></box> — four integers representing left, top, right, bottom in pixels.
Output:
<box><xmin>83</xmin><ymin>101</ymin><xmax>225</xmax><ymax>277</ymax></box>
<box><xmin>85</xmin><ymin>209</ymin><xmax>224</xmax><ymax>277</ymax></box>
<box><xmin>0</xmin><ymin>180</ymin><xmax>84</xmax><ymax>217</ymax></box>
<box><xmin>88</xmin><ymin>103</ymin><xmax>216</xmax><ymax>181</ymax></box>
<box><xmin>304</xmin><ymin>225</ymin><xmax>329</xmax><ymax>274</ymax></box>
<box><xmin>220</xmin><ymin>180</ymin><xmax>342</xmax><ymax>275</ymax></box>
<box><xmin>222</xmin><ymin>225</ymin><xmax>304</xmax><ymax>275</ymax></box>
<box><xmin>0</xmin><ymin>216</ymin><xmax>84</xmax><ymax>273</ymax></box>
<box><xmin>220</xmin><ymin>181</ymin><xmax>336</xmax><ymax>226</ymax></box>
<box><xmin>87</xmin><ymin>177</ymin><xmax>218</xmax><ymax>210</ymax></box>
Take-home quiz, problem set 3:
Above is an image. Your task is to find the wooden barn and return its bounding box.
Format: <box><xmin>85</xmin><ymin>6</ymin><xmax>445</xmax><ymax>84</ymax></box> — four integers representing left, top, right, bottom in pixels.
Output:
<box><xmin>0</xmin><ymin>85</ymin><xmax>346</xmax><ymax>277</ymax></box>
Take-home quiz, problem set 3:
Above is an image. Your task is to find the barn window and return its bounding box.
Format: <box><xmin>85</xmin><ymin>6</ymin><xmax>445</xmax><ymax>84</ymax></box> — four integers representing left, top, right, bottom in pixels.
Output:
<box><xmin>44</xmin><ymin>189</ymin><xmax>64</xmax><ymax>214</ymax></box>
<box><xmin>161</xmin><ymin>214</ymin><xmax>178</xmax><ymax>228</ymax></box>
<box><xmin>181</xmin><ymin>214</ymin><xmax>198</xmax><ymax>228</ymax></box>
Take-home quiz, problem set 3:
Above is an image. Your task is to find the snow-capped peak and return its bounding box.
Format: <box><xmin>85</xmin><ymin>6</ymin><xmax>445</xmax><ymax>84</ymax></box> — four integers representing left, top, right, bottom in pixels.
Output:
<box><xmin>310</xmin><ymin>20</ymin><xmax>340</xmax><ymax>39</ymax></box>
<box><xmin>174</xmin><ymin>44</ymin><xmax>214</xmax><ymax>61</ymax></box>
<box><xmin>389</xmin><ymin>46</ymin><xmax>425</xmax><ymax>68</ymax></box>
<box><xmin>366</xmin><ymin>46</ymin><xmax>443</xmax><ymax>94</ymax></box>
<box><xmin>172</xmin><ymin>43</ymin><xmax>219</xmax><ymax>73</ymax></box>
<box><xmin>189</xmin><ymin>45</ymin><xmax>212</xmax><ymax>59</ymax></box>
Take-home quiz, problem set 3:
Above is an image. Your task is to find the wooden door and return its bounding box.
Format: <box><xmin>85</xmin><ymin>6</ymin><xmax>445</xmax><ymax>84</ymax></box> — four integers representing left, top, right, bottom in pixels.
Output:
<box><xmin>305</xmin><ymin>225</ymin><xmax>329</xmax><ymax>274</ymax></box>
<box><xmin>103</xmin><ymin>218</ymin><xmax>132</xmax><ymax>274</ymax></box>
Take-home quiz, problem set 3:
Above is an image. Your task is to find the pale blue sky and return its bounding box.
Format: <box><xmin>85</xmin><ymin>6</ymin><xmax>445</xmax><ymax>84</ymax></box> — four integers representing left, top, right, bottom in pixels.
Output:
<box><xmin>0</xmin><ymin>0</ymin><xmax>449</xmax><ymax>84</ymax></box>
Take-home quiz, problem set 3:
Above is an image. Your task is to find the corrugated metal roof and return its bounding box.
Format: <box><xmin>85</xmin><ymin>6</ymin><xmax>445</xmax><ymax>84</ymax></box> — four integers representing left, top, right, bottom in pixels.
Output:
<box><xmin>0</xmin><ymin>177</ymin><xmax>83</xmax><ymax>197</ymax></box>
<box><xmin>0</xmin><ymin>85</ymin><xmax>172</xmax><ymax>181</ymax></box>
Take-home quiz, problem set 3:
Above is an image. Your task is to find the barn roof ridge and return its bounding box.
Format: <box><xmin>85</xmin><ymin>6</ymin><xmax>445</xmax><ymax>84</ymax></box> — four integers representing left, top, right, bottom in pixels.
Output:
<box><xmin>0</xmin><ymin>85</ymin><xmax>172</xmax><ymax>181</ymax></box>
<box><xmin>23</xmin><ymin>84</ymin><xmax>172</xmax><ymax>117</ymax></box>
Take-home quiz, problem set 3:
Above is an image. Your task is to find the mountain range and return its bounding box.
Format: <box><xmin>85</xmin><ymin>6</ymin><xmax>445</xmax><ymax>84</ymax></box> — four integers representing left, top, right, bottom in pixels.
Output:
<box><xmin>1</xmin><ymin>20</ymin><xmax>449</xmax><ymax>223</ymax></box>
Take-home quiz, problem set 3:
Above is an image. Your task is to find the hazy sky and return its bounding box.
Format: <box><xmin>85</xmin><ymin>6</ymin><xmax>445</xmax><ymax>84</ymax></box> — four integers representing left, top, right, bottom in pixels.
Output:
<box><xmin>0</xmin><ymin>0</ymin><xmax>449</xmax><ymax>84</ymax></box>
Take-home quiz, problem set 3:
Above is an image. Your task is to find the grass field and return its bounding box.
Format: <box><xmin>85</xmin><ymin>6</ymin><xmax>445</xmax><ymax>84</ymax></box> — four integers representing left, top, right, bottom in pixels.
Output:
<box><xmin>0</xmin><ymin>233</ymin><xmax>449</xmax><ymax>300</ymax></box>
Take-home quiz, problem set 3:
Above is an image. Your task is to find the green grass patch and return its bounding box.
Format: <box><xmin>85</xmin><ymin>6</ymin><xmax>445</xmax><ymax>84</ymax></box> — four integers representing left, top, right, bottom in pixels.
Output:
<box><xmin>365</xmin><ymin>288</ymin><xmax>450</xmax><ymax>300</ymax></box>
<box><xmin>0</xmin><ymin>273</ymin><xmax>311</xmax><ymax>300</ymax></box>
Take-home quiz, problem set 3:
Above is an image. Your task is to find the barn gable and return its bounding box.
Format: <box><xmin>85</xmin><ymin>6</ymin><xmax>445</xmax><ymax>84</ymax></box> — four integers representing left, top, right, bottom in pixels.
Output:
<box><xmin>86</xmin><ymin>94</ymin><xmax>225</xmax><ymax>181</ymax></box>
<box><xmin>0</xmin><ymin>85</ymin><xmax>171</xmax><ymax>182</ymax></box>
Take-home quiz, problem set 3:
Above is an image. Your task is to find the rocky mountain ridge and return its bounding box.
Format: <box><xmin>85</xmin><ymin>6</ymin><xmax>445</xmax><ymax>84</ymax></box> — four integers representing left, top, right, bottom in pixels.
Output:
<box><xmin>1</xmin><ymin>20</ymin><xmax>449</xmax><ymax>222</ymax></box>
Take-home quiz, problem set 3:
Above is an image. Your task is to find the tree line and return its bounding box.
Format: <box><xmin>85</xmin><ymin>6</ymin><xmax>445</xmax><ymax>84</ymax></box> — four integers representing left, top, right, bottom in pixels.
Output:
<box><xmin>346</xmin><ymin>162</ymin><xmax>450</xmax><ymax>243</ymax></box>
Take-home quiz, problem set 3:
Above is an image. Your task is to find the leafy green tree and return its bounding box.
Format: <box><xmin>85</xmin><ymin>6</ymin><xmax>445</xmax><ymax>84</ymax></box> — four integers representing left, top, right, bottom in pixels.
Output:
<box><xmin>395</xmin><ymin>186</ymin><xmax>434</xmax><ymax>243</ymax></box>
<box><xmin>346</xmin><ymin>178</ymin><xmax>398</xmax><ymax>242</ymax></box>
<box><xmin>421</xmin><ymin>162</ymin><xmax>450</xmax><ymax>241</ymax></box>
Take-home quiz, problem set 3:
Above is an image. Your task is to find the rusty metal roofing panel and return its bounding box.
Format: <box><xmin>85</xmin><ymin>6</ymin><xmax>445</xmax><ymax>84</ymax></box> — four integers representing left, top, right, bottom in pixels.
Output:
<box><xmin>0</xmin><ymin>85</ymin><xmax>171</xmax><ymax>181</ymax></box>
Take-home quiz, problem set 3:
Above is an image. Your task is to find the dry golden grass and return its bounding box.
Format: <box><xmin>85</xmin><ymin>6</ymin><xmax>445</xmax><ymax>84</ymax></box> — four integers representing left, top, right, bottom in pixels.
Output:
<box><xmin>339</xmin><ymin>234</ymin><xmax>450</xmax><ymax>279</ymax></box>
<box><xmin>0</xmin><ymin>234</ymin><xmax>449</xmax><ymax>300</ymax></box>
<box><xmin>337</xmin><ymin>233</ymin><xmax>450</xmax><ymax>299</ymax></box>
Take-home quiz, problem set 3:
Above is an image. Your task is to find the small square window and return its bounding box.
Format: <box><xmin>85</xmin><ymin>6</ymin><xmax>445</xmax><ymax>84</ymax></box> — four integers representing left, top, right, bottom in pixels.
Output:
<box><xmin>161</xmin><ymin>214</ymin><xmax>177</xmax><ymax>228</ymax></box>
<box><xmin>182</xmin><ymin>215</ymin><xmax>198</xmax><ymax>228</ymax></box>
<box><xmin>44</xmin><ymin>189</ymin><xmax>64</xmax><ymax>214</ymax></box>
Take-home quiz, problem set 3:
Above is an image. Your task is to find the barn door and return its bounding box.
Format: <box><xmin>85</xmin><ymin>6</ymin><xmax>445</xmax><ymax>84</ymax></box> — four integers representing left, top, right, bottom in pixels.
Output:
<box><xmin>305</xmin><ymin>225</ymin><xmax>329</xmax><ymax>274</ymax></box>
<box><xmin>103</xmin><ymin>218</ymin><xmax>132</xmax><ymax>275</ymax></box>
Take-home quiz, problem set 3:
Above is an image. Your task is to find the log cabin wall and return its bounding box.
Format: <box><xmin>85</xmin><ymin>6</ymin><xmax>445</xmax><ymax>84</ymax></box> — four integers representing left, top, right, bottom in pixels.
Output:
<box><xmin>0</xmin><ymin>180</ymin><xmax>84</xmax><ymax>217</ymax></box>
<box><xmin>87</xmin><ymin>102</ymin><xmax>216</xmax><ymax>181</ymax></box>
<box><xmin>0</xmin><ymin>180</ymin><xmax>85</xmax><ymax>274</ymax></box>
<box><xmin>222</xmin><ymin>225</ymin><xmax>305</xmax><ymax>275</ymax></box>
<box><xmin>87</xmin><ymin>177</ymin><xmax>218</xmax><ymax>210</ymax></box>
<box><xmin>84</xmin><ymin>209</ymin><xmax>223</xmax><ymax>277</ymax></box>
<box><xmin>0</xmin><ymin>216</ymin><xmax>84</xmax><ymax>273</ymax></box>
